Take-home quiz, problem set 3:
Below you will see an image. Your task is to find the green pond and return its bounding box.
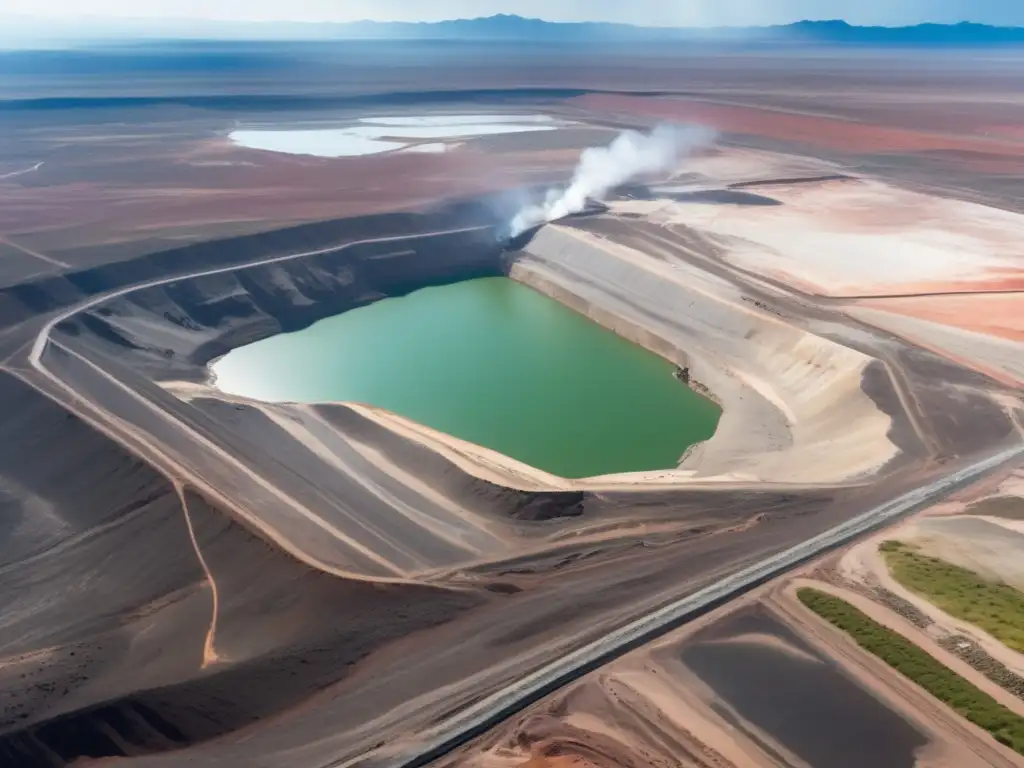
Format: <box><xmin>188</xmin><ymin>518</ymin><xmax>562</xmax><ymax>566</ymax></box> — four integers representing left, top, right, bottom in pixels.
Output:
<box><xmin>212</xmin><ymin>277</ymin><xmax>720</xmax><ymax>478</ymax></box>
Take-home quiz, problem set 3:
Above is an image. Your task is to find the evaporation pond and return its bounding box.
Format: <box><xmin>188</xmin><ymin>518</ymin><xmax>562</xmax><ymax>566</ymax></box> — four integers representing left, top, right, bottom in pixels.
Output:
<box><xmin>212</xmin><ymin>277</ymin><xmax>720</xmax><ymax>478</ymax></box>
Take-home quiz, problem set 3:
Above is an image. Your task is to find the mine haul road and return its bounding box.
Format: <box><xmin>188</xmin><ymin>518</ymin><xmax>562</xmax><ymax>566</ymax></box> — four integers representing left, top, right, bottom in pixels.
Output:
<box><xmin>383</xmin><ymin>442</ymin><xmax>1024</xmax><ymax>768</ymax></box>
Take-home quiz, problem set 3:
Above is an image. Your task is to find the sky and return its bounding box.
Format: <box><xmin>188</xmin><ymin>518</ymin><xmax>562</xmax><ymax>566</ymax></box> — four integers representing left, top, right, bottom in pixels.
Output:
<box><xmin>4</xmin><ymin>0</ymin><xmax>1024</xmax><ymax>28</ymax></box>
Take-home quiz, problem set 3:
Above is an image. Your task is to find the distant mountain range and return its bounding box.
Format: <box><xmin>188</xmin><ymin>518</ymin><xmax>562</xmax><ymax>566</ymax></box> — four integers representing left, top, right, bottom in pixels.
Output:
<box><xmin>3</xmin><ymin>14</ymin><xmax>1024</xmax><ymax>47</ymax></box>
<box><xmin>332</xmin><ymin>17</ymin><xmax>1024</xmax><ymax>45</ymax></box>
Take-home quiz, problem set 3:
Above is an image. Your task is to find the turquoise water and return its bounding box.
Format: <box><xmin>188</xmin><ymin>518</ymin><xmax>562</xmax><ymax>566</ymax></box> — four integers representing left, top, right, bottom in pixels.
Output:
<box><xmin>212</xmin><ymin>277</ymin><xmax>720</xmax><ymax>478</ymax></box>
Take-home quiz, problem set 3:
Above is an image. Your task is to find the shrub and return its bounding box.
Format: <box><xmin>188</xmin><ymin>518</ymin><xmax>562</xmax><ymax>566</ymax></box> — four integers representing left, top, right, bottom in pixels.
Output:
<box><xmin>880</xmin><ymin>541</ymin><xmax>1024</xmax><ymax>653</ymax></box>
<box><xmin>797</xmin><ymin>587</ymin><xmax>1024</xmax><ymax>754</ymax></box>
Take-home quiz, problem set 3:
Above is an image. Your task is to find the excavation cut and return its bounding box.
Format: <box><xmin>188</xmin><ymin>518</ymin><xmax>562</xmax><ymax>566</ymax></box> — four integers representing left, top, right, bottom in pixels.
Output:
<box><xmin>212</xmin><ymin>277</ymin><xmax>720</xmax><ymax>478</ymax></box>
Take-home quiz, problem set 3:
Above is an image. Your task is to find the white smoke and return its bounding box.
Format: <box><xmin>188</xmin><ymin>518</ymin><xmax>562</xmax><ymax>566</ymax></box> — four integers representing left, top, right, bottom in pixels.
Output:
<box><xmin>509</xmin><ymin>123</ymin><xmax>715</xmax><ymax>236</ymax></box>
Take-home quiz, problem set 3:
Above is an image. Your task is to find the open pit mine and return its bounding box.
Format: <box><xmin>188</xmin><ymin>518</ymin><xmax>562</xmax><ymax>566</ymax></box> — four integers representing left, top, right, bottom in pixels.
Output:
<box><xmin>2</xmin><ymin>46</ymin><xmax>1024</xmax><ymax>768</ymax></box>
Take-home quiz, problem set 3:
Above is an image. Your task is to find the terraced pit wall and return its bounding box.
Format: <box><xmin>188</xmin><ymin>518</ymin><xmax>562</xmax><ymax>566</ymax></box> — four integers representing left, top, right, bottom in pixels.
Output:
<box><xmin>512</xmin><ymin>224</ymin><xmax>898</xmax><ymax>483</ymax></box>
<box><xmin>0</xmin><ymin>194</ymin><xmax>510</xmax><ymax>332</ymax></box>
<box><xmin>0</xmin><ymin>202</ymin><xmax>575</xmax><ymax>763</ymax></box>
<box><xmin>51</xmin><ymin>220</ymin><xmax>507</xmax><ymax>384</ymax></box>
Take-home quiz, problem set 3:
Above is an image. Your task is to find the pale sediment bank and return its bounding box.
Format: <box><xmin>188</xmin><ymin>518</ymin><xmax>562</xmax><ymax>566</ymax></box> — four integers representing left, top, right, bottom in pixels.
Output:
<box><xmin>511</xmin><ymin>224</ymin><xmax>899</xmax><ymax>485</ymax></box>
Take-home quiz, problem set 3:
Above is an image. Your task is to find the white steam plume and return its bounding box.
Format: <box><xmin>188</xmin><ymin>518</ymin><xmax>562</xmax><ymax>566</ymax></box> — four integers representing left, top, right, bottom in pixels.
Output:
<box><xmin>510</xmin><ymin>123</ymin><xmax>715</xmax><ymax>236</ymax></box>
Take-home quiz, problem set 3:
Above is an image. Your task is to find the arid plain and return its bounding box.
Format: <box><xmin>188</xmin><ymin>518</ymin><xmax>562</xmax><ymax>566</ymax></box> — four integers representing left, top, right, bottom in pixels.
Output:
<box><xmin>1</xmin><ymin>42</ymin><xmax>1023</xmax><ymax>768</ymax></box>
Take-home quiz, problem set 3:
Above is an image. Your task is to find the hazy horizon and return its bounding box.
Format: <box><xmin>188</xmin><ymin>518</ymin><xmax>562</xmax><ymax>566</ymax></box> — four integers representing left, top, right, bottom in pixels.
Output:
<box><xmin>4</xmin><ymin>2</ymin><xmax>1024</xmax><ymax>50</ymax></box>
<box><xmin>4</xmin><ymin>0</ymin><xmax>1024</xmax><ymax>29</ymax></box>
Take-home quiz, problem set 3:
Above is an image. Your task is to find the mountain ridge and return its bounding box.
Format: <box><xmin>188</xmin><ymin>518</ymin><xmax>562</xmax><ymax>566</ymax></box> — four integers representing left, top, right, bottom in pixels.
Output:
<box><xmin>4</xmin><ymin>14</ymin><xmax>1024</xmax><ymax>46</ymax></box>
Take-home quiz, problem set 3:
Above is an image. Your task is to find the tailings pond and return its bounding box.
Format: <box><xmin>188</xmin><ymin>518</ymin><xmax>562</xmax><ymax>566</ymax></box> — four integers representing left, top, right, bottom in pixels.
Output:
<box><xmin>212</xmin><ymin>277</ymin><xmax>720</xmax><ymax>478</ymax></box>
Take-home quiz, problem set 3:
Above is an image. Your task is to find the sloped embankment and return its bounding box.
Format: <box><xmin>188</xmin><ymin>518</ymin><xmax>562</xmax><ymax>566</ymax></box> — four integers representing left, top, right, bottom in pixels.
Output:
<box><xmin>513</xmin><ymin>225</ymin><xmax>898</xmax><ymax>483</ymax></box>
<box><xmin>0</xmin><ymin>370</ymin><xmax>483</xmax><ymax>765</ymax></box>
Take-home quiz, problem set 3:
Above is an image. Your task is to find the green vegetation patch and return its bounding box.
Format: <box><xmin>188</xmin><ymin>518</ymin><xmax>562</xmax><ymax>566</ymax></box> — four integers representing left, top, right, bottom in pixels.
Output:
<box><xmin>880</xmin><ymin>540</ymin><xmax>1024</xmax><ymax>653</ymax></box>
<box><xmin>797</xmin><ymin>587</ymin><xmax>1024</xmax><ymax>754</ymax></box>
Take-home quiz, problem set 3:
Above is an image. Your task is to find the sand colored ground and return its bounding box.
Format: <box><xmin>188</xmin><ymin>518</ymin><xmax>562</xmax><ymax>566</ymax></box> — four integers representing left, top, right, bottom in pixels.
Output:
<box><xmin>876</xmin><ymin>468</ymin><xmax>1024</xmax><ymax>591</ymax></box>
<box><xmin>996</xmin><ymin>470</ymin><xmax>1024</xmax><ymax>496</ymax></box>
<box><xmin>435</xmin><ymin>655</ymin><xmax>808</xmax><ymax>768</ymax></box>
<box><xmin>849</xmin><ymin>305</ymin><xmax>1024</xmax><ymax>387</ymax></box>
<box><xmin>515</xmin><ymin>223</ymin><xmax>899</xmax><ymax>484</ymax></box>
<box><xmin>857</xmin><ymin>294</ymin><xmax>1024</xmax><ymax>343</ymax></box>
<box><xmin>437</xmin><ymin>581</ymin><xmax>1020</xmax><ymax>768</ymax></box>
<box><xmin>575</xmin><ymin>93</ymin><xmax>1024</xmax><ymax>160</ymax></box>
<box><xmin>840</xmin><ymin>526</ymin><xmax>1024</xmax><ymax>679</ymax></box>
<box><xmin>1</xmin><ymin>123</ymin><xmax>580</xmax><ymax>266</ymax></box>
<box><xmin>898</xmin><ymin>516</ymin><xmax>1024</xmax><ymax>592</ymax></box>
<box><xmin>166</xmin><ymin>382</ymin><xmax>832</xmax><ymax>495</ymax></box>
<box><xmin>611</xmin><ymin>178</ymin><xmax>1024</xmax><ymax>297</ymax></box>
<box><xmin>675</xmin><ymin>145</ymin><xmax>847</xmax><ymax>185</ymax></box>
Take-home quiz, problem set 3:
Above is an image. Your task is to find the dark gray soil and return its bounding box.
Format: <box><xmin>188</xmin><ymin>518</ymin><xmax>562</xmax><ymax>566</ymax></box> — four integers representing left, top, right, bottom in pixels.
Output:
<box><xmin>681</xmin><ymin>605</ymin><xmax>928</xmax><ymax>768</ymax></box>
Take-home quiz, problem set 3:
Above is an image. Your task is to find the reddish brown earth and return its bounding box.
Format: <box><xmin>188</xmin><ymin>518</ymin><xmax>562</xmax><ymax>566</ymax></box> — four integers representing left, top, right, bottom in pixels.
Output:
<box><xmin>857</xmin><ymin>294</ymin><xmax>1024</xmax><ymax>342</ymax></box>
<box><xmin>574</xmin><ymin>93</ymin><xmax>1024</xmax><ymax>159</ymax></box>
<box><xmin>0</xmin><ymin>138</ymin><xmax>574</xmax><ymax>266</ymax></box>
